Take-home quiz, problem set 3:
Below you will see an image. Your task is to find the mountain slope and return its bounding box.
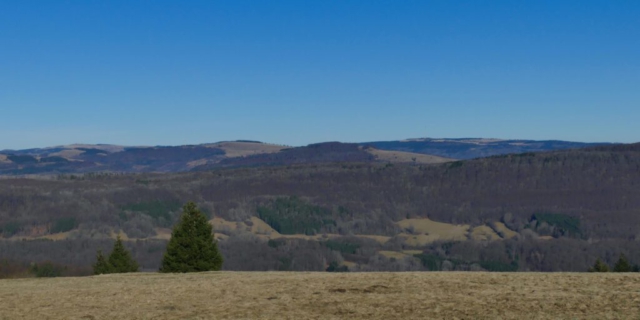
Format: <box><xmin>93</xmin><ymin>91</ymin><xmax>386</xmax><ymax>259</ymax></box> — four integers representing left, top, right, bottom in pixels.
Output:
<box><xmin>0</xmin><ymin>142</ymin><xmax>450</xmax><ymax>175</ymax></box>
<box><xmin>363</xmin><ymin>138</ymin><xmax>611</xmax><ymax>159</ymax></box>
<box><xmin>193</xmin><ymin>142</ymin><xmax>452</xmax><ymax>170</ymax></box>
<box><xmin>0</xmin><ymin>145</ymin><xmax>227</xmax><ymax>174</ymax></box>
<box><xmin>0</xmin><ymin>141</ymin><xmax>291</xmax><ymax>175</ymax></box>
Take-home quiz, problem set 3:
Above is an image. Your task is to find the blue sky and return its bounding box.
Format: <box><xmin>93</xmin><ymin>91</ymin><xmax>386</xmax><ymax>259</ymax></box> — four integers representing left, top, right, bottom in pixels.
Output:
<box><xmin>1</xmin><ymin>1</ymin><xmax>638</xmax><ymax>149</ymax></box>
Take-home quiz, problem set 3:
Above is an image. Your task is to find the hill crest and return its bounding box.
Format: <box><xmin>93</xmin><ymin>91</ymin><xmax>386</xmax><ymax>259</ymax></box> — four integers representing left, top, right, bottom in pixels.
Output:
<box><xmin>0</xmin><ymin>138</ymin><xmax>619</xmax><ymax>175</ymax></box>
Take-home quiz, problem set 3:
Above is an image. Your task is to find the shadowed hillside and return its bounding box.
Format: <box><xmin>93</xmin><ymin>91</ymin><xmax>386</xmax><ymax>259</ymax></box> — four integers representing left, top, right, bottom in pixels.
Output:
<box><xmin>0</xmin><ymin>145</ymin><xmax>227</xmax><ymax>174</ymax></box>
<box><xmin>0</xmin><ymin>142</ymin><xmax>445</xmax><ymax>175</ymax></box>
<box><xmin>364</xmin><ymin>138</ymin><xmax>611</xmax><ymax>159</ymax></box>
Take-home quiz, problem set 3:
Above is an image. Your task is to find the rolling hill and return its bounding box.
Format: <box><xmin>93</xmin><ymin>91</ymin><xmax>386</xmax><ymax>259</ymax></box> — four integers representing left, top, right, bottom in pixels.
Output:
<box><xmin>0</xmin><ymin>141</ymin><xmax>446</xmax><ymax>175</ymax></box>
<box><xmin>0</xmin><ymin>142</ymin><xmax>283</xmax><ymax>175</ymax></box>
<box><xmin>0</xmin><ymin>138</ymin><xmax>609</xmax><ymax>175</ymax></box>
<box><xmin>363</xmin><ymin>138</ymin><xmax>611</xmax><ymax>159</ymax></box>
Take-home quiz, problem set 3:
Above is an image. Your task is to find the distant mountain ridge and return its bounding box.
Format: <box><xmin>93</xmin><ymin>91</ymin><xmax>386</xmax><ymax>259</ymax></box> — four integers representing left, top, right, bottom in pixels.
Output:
<box><xmin>0</xmin><ymin>138</ymin><xmax>617</xmax><ymax>175</ymax></box>
<box><xmin>192</xmin><ymin>142</ymin><xmax>453</xmax><ymax>170</ymax></box>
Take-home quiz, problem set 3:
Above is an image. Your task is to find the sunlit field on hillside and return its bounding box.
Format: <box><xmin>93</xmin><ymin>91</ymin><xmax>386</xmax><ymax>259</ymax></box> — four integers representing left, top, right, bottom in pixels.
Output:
<box><xmin>1</xmin><ymin>272</ymin><xmax>639</xmax><ymax>319</ymax></box>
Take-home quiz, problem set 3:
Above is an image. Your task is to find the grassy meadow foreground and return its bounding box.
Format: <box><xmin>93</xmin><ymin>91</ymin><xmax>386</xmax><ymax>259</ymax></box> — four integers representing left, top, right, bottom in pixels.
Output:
<box><xmin>1</xmin><ymin>272</ymin><xmax>639</xmax><ymax>319</ymax></box>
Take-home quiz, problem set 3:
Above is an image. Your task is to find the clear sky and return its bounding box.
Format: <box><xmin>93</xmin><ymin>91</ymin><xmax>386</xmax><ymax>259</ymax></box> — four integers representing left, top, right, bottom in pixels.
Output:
<box><xmin>1</xmin><ymin>1</ymin><xmax>638</xmax><ymax>149</ymax></box>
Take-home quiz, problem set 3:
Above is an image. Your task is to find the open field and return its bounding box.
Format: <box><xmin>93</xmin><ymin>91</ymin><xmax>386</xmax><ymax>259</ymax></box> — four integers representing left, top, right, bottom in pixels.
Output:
<box><xmin>493</xmin><ymin>222</ymin><xmax>519</xmax><ymax>239</ymax></box>
<box><xmin>204</xmin><ymin>142</ymin><xmax>286</xmax><ymax>158</ymax></box>
<box><xmin>1</xmin><ymin>272</ymin><xmax>639</xmax><ymax>319</ymax></box>
<box><xmin>366</xmin><ymin>148</ymin><xmax>454</xmax><ymax>164</ymax></box>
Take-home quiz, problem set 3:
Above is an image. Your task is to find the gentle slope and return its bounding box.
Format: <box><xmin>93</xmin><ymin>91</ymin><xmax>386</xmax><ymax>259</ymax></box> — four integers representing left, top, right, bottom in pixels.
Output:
<box><xmin>1</xmin><ymin>272</ymin><xmax>638</xmax><ymax>319</ymax></box>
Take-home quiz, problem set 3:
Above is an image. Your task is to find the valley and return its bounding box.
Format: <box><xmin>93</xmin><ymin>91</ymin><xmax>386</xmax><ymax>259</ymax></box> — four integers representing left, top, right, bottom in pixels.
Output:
<box><xmin>1</xmin><ymin>142</ymin><xmax>639</xmax><ymax>275</ymax></box>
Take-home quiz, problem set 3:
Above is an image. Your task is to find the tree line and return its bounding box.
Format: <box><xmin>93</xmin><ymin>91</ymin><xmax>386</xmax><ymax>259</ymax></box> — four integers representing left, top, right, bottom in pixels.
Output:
<box><xmin>589</xmin><ymin>255</ymin><xmax>640</xmax><ymax>273</ymax></box>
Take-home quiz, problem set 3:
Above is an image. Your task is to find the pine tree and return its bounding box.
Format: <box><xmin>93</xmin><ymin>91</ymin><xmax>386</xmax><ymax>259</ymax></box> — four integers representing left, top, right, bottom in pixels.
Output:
<box><xmin>588</xmin><ymin>258</ymin><xmax>609</xmax><ymax>272</ymax></box>
<box><xmin>107</xmin><ymin>235</ymin><xmax>139</xmax><ymax>273</ymax></box>
<box><xmin>93</xmin><ymin>250</ymin><xmax>112</xmax><ymax>275</ymax></box>
<box><xmin>613</xmin><ymin>254</ymin><xmax>632</xmax><ymax>272</ymax></box>
<box><xmin>160</xmin><ymin>202</ymin><xmax>223</xmax><ymax>273</ymax></box>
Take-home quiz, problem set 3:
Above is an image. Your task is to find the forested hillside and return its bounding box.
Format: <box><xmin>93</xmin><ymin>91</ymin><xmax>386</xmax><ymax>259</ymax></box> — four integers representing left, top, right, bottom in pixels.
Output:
<box><xmin>1</xmin><ymin>143</ymin><xmax>639</xmax><ymax>275</ymax></box>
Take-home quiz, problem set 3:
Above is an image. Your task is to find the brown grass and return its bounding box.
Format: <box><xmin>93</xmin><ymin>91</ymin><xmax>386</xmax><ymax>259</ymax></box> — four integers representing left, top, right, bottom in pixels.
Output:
<box><xmin>47</xmin><ymin>149</ymin><xmax>87</xmax><ymax>158</ymax></box>
<box><xmin>1</xmin><ymin>272</ymin><xmax>639</xmax><ymax>319</ymax></box>
<box><xmin>187</xmin><ymin>159</ymin><xmax>210</xmax><ymax>168</ymax></box>
<box><xmin>378</xmin><ymin>250</ymin><xmax>410</xmax><ymax>260</ymax></box>
<box><xmin>366</xmin><ymin>149</ymin><xmax>455</xmax><ymax>164</ymax></box>
<box><xmin>205</xmin><ymin>142</ymin><xmax>285</xmax><ymax>158</ymax></box>
<box><xmin>60</xmin><ymin>144</ymin><xmax>127</xmax><ymax>153</ymax></box>
<box><xmin>397</xmin><ymin>218</ymin><xmax>470</xmax><ymax>245</ymax></box>
<box><xmin>356</xmin><ymin>235</ymin><xmax>392</xmax><ymax>244</ymax></box>
<box><xmin>210</xmin><ymin>216</ymin><xmax>392</xmax><ymax>244</ymax></box>
<box><xmin>397</xmin><ymin>218</ymin><xmax>470</xmax><ymax>236</ymax></box>
<box><xmin>493</xmin><ymin>222</ymin><xmax>518</xmax><ymax>239</ymax></box>
<box><xmin>470</xmin><ymin>225</ymin><xmax>501</xmax><ymax>241</ymax></box>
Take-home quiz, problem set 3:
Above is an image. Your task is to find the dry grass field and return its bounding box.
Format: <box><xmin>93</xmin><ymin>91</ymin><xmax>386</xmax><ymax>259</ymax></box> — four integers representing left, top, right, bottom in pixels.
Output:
<box><xmin>366</xmin><ymin>148</ymin><xmax>454</xmax><ymax>164</ymax></box>
<box><xmin>1</xmin><ymin>272</ymin><xmax>639</xmax><ymax>320</ymax></box>
<box><xmin>204</xmin><ymin>142</ymin><xmax>285</xmax><ymax>158</ymax></box>
<box><xmin>397</xmin><ymin>218</ymin><xmax>470</xmax><ymax>246</ymax></box>
<box><xmin>469</xmin><ymin>225</ymin><xmax>502</xmax><ymax>241</ymax></box>
<box><xmin>493</xmin><ymin>222</ymin><xmax>519</xmax><ymax>239</ymax></box>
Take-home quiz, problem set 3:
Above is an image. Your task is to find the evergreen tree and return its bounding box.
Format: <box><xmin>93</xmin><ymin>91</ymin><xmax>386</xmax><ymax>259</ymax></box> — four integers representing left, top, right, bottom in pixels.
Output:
<box><xmin>326</xmin><ymin>261</ymin><xmax>349</xmax><ymax>272</ymax></box>
<box><xmin>588</xmin><ymin>258</ymin><xmax>609</xmax><ymax>272</ymax></box>
<box><xmin>160</xmin><ymin>202</ymin><xmax>223</xmax><ymax>273</ymax></box>
<box><xmin>613</xmin><ymin>254</ymin><xmax>632</xmax><ymax>272</ymax></box>
<box><xmin>30</xmin><ymin>262</ymin><xmax>64</xmax><ymax>278</ymax></box>
<box><xmin>93</xmin><ymin>250</ymin><xmax>112</xmax><ymax>275</ymax></box>
<box><xmin>107</xmin><ymin>236</ymin><xmax>139</xmax><ymax>273</ymax></box>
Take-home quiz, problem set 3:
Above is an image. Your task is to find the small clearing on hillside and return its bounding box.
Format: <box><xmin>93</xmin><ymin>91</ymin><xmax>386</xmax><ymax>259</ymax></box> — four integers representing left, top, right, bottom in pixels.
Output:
<box><xmin>493</xmin><ymin>222</ymin><xmax>518</xmax><ymax>239</ymax></box>
<box><xmin>47</xmin><ymin>149</ymin><xmax>86</xmax><ymax>158</ymax></box>
<box><xmin>470</xmin><ymin>225</ymin><xmax>502</xmax><ymax>241</ymax></box>
<box><xmin>205</xmin><ymin>142</ymin><xmax>285</xmax><ymax>158</ymax></box>
<box><xmin>397</xmin><ymin>218</ymin><xmax>469</xmax><ymax>245</ymax></box>
<box><xmin>379</xmin><ymin>250</ymin><xmax>410</xmax><ymax>260</ymax></box>
<box><xmin>60</xmin><ymin>144</ymin><xmax>126</xmax><ymax>153</ymax></box>
<box><xmin>210</xmin><ymin>216</ymin><xmax>391</xmax><ymax>244</ymax></box>
<box><xmin>366</xmin><ymin>148</ymin><xmax>454</xmax><ymax>164</ymax></box>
